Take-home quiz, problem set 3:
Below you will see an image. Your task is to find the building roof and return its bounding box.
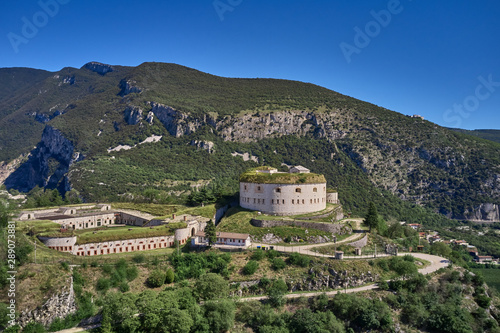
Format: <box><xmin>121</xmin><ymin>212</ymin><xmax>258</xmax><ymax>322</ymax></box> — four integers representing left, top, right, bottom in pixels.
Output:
<box><xmin>290</xmin><ymin>165</ymin><xmax>310</xmax><ymax>172</ymax></box>
<box><xmin>195</xmin><ymin>231</ymin><xmax>250</xmax><ymax>240</ymax></box>
<box><xmin>240</xmin><ymin>166</ymin><xmax>326</xmax><ymax>184</ymax></box>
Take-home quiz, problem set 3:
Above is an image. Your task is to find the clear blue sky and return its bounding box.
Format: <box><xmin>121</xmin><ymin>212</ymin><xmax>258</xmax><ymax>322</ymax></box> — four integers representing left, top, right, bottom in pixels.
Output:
<box><xmin>1</xmin><ymin>0</ymin><xmax>500</xmax><ymax>130</ymax></box>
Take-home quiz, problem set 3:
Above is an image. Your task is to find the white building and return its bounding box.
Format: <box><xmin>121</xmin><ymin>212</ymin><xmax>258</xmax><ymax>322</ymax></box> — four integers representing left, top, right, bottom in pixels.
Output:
<box><xmin>192</xmin><ymin>231</ymin><xmax>251</xmax><ymax>247</ymax></box>
<box><xmin>239</xmin><ymin>166</ymin><xmax>332</xmax><ymax>216</ymax></box>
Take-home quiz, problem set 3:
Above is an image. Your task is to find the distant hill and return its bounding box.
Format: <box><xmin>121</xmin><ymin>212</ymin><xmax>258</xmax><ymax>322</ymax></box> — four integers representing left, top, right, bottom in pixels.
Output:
<box><xmin>448</xmin><ymin>128</ymin><xmax>500</xmax><ymax>144</ymax></box>
<box><xmin>1</xmin><ymin>62</ymin><xmax>499</xmax><ymax>223</ymax></box>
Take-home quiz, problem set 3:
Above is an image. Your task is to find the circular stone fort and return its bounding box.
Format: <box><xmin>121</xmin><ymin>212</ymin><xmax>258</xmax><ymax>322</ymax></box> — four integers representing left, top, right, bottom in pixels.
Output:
<box><xmin>239</xmin><ymin>166</ymin><xmax>338</xmax><ymax>216</ymax></box>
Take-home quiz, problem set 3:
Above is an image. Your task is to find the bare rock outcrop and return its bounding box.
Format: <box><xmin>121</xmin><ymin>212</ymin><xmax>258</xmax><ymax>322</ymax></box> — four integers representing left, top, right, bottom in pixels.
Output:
<box><xmin>124</xmin><ymin>106</ymin><xmax>143</xmax><ymax>125</ymax></box>
<box><xmin>17</xmin><ymin>277</ymin><xmax>77</xmax><ymax>329</ymax></box>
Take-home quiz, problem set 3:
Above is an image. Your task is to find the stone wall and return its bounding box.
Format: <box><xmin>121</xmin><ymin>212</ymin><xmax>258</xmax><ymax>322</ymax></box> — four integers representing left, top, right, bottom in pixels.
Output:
<box><xmin>347</xmin><ymin>235</ymin><xmax>368</xmax><ymax>248</ymax></box>
<box><xmin>250</xmin><ymin>219</ymin><xmax>351</xmax><ymax>235</ymax></box>
<box><xmin>118</xmin><ymin>212</ymin><xmax>149</xmax><ymax>226</ymax></box>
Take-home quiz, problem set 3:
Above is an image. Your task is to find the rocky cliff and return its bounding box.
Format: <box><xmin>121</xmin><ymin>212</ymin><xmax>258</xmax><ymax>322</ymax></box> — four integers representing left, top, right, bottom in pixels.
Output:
<box><xmin>17</xmin><ymin>276</ymin><xmax>77</xmax><ymax>329</ymax></box>
<box><xmin>4</xmin><ymin>126</ymin><xmax>80</xmax><ymax>195</ymax></box>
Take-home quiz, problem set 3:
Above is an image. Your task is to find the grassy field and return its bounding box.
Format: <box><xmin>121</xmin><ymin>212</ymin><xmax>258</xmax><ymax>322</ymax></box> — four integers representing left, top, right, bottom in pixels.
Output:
<box><xmin>473</xmin><ymin>268</ymin><xmax>500</xmax><ymax>292</ymax></box>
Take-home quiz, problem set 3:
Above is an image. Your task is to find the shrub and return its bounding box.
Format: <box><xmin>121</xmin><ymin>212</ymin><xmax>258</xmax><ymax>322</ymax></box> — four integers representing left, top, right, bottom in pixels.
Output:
<box><xmin>133</xmin><ymin>254</ymin><xmax>146</xmax><ymax>263</ymax></box>
<box><xmin>251</xmin><ymin>249</ymin><xmax>265</xmax><ymax>261</ymax></box>
<box><xmin>72</xmin><ymin>270</ymin><xmax>85</xmax><ymax>286</ymax></box>
<box><xmin>126</xmin><ymin>266</ymin><xmax>139</xmax><ymax>282</ymax></box>
<box><xmin>147</xmin><ymin>270</ymin><xmax>165</xmax><ymax>288</ymax></box>
<box><xmin>101</xmin><ymin>264</ymin><xmax>113</xmax><ymax>274</ymax></box>
<box><xmin>288</xmin><ymin>253</ymin><xmax>310</xmax><ymax>267</ymax></box>
<box><xmin>60</xmin><ymin>261</ymin><xmax>69</xmax><ymax>271</ymax></box>
<box><xmin>96</xmin><ymin>278</ymin><xmax>111</xmax><ymax>292</ymax></box>
<box><xmin>119</xmin><ymin>282</ymin><xmax>130</xmax><ymax>293</ymax></box>
<box><xmin>90</xmin><ymin>261</ymin><xmax>98</xmax><ymax>268</ymax></box>
<box><xmin>243</xmin><ymin>260</ymin><xmax>259</xmax><ymax>275</ymax></box>
<box><xmin>266</xmin><ymin>249</ymin><xmax>280</xmax><ymax>260</ymax></box>
<box><xmin>165</xmin><ymin>269</ymin><xmax>175</xmax><ymax>284</ymax></box>
<box><xmin>271</xmin><ymin>258</ymin><xmax>286</xmax><ymax>270</ymax></box>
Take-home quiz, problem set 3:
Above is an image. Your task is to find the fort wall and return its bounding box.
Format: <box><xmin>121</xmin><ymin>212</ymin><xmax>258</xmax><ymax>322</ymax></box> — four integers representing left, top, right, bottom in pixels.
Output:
<box><xmin>240</xmin><ymin>182</ymin><xmax>326</xmax><ymax>215</ymax></box>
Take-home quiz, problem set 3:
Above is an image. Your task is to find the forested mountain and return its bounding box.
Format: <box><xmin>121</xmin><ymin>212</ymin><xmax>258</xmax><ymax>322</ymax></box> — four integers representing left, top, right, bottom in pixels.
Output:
<box><xmin>1</xmin><ymin>62</ymin><xmax>499</xmax><ymax>222</ymax></box>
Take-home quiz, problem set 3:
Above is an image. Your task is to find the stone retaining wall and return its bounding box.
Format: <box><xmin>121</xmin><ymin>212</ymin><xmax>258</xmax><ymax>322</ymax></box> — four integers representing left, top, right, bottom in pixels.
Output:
<box><xmin>347</xmin><ymin>234</ymin><xmax>368</xmax><ymax>248</ymax></box>
<box><xmin>250</xmin><ymin>218</ymin><xmax>351</xmax><ymax>235</ymax></box>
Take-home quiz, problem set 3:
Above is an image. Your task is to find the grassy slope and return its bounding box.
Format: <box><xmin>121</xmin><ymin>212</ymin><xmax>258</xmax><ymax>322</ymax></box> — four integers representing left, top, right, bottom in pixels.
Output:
<box><xmin>472</xmin><ymin>268</ymin><xmax>500</xmax><ymax>292</ymax></box>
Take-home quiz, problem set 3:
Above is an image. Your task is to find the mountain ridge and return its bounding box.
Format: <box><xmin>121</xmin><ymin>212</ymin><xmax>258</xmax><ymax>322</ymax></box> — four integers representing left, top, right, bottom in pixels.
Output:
<box><xmin>1</xmin><ymin>62</ymin><xmax>499</xmax><ymax>222</ymax></box>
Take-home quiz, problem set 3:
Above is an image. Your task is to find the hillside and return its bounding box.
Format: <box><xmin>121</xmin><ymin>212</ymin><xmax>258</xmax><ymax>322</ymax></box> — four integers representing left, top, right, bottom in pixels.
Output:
<box><xmin>1</xmin><ymin>62</ymin><xmax>499</xmax><ymax>222</ymax></box>
<box><xmin>449</xmin><ymin>128</ymin><xmax>500</xmax><ymax>144</ymax></box>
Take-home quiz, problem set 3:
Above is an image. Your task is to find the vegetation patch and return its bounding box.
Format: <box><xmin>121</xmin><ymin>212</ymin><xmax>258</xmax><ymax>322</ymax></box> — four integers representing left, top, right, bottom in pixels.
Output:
<box><xmin>239</xmin><ymin>167</ymin><xmax>326</xmax><ymax>184</ymax></box>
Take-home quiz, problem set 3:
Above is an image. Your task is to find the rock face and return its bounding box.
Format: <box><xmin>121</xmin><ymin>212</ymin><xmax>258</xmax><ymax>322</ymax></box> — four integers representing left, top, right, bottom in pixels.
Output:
<box><xmin>232</xmin><ymin>268</ymin><xmax>378</xmax><ymax>296</ymax></box>
<box><xmin>464</xmin><ymin>203</ymin><xmax>500</xmax><ymax>221</ymax></box>
<box><xmin>4</xmin><ymin>126</ymin><xmax>80</xmax><ymax>195</ymax></box>
<box><xmin>119</xmin><ymin>79</ymin><xmax>143</xmax><ymax>96</ymax></box>
<box><xmin>83</xmin><ymin>62</ymin><xmax>115</xmax><ymax>75</ymax></box>
<box><xmin>150</xmin><ymin>102</ymin><xmax>216</xmax><ymax>137</ymax></box>
<box><xmin>124</xmin><ymin>106</ymin><xmax>143</xmax><ymax>125</ymax></box>
<box><xmin>190</xmin><ymin>140</ymin><xmax>214</xmax><ymax>153</ymax></box>
<box><xmin>287</xmin><ymin>267</ymin><xmax>377</xmax><ymax>292</ymax></box>
<box><xmin>17</xmin><ymin>277</ymin><xmax>77</xmax><ymax>329</ymax></box>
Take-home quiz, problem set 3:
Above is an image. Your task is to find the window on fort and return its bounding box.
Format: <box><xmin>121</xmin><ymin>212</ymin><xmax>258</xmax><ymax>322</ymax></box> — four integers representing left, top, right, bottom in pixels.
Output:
<box><xmin>262</xmin><ymin>199</ymin><xmax>265</xmax><ymax>204</ymax></box>
<box><xmin>313</xmin><ymin>188</ymin><xmax>317</xmax><ymax>192</ymax></box>
<box><xmin>295</xmin><ymin>188</ymin><xmax>301</xmax><ymax>193</ymax></box>
<box><xmin>282</xmin><ymin>199</ymin><xmax>285</xmax><ymax>204</ymax></box>
<box><xmin>257</xmin><ymin>186</ymin><xmax>261</xmax><ymax>191</ymax></box>
<box><xmin>275</xmin><ymin>188</ymin><xmax>281</xmax><ymax>193</ymax></box>
<box><xmin>254</xmin><ymin>198</ymin><xmax>256</xmax><ymax>204</ymax></box>
<box><xmin>310</xmin><ymin>199</ymin><xmax>313</xmax><ymax>204</ymax></box>
<box><xmin>272</xmin><ymin>199</ymin><xmax>274</xmax><ymax>204</ymax></box>
<box><xmin>302</xmin><ymin>199</ymin><xmax>305</xmax><ymax>204</ymax></box>
<box><xmin>244</xmin><ymin>185</ymin><xmax>247</xmax><ymax>190</ymax></box>
<box><xmin>292</xmin><ymin>199</ymin><xmax>295</xmax><ymax>204</ymax></box>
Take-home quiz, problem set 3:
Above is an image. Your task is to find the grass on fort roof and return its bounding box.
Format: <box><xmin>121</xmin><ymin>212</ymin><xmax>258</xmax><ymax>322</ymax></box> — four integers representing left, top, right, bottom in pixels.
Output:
<box><xmin>16</xmin><ymin>219</ymin><xmax>62</xmax><ymax>234</ymax></box>
<box><xmin>111</xmin><ymin>202</ymin><xmax>215</xmax><ymax>219</ymax></box>
<box><xmin>239</xmin><ymin>167</ymin><xmax>327</xmax><ymax>184</ymax></box>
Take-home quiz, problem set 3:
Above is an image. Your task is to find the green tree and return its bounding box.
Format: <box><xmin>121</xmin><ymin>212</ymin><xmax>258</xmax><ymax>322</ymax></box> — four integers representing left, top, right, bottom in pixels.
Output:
<box><xmin>195</xmin><ymin>273</ymin><xmax>229</xmax><ymax>301</ymax></box>
<box><xmin>160</xmin><ymin>308</ymin><xmax>193</xmax><ymax>333</ymax></box>
<box><xmin>204</xmin><ymin>219</ymin><xmax>217</xmax><ymax>246</ymax></box>
<box><xmin>165</xmin><ymin>268</ymin><xmax>175</xmax><ymax>284</ymax></box>
<box><xmin>267</xmin><ymin>279</ymin><xmax>288</xmax><ymax>307</ymax></box>
<box><xmin>203</xmin><ymin>300</ymin><xmax>236</xmax><ymax>333</ymax></box>
<box><xmin>363</xmin><ymin>202</ymin><xmax>379</xmax><ymax>232</ymax></box>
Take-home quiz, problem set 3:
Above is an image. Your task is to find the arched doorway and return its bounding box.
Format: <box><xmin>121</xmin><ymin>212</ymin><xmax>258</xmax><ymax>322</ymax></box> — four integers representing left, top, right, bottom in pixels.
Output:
<box><xmin>191</xmin><ymin>228</ymin><xmax>195</xmax><ymax>237</ymax></box>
